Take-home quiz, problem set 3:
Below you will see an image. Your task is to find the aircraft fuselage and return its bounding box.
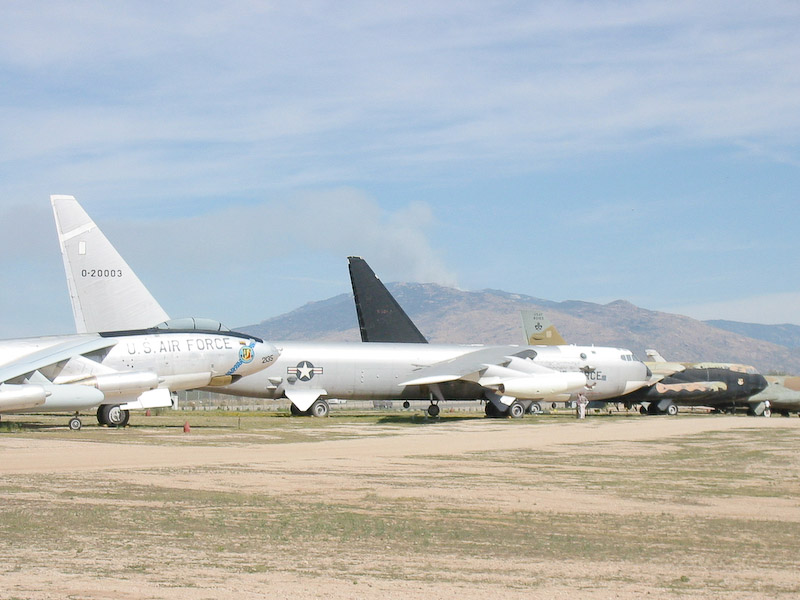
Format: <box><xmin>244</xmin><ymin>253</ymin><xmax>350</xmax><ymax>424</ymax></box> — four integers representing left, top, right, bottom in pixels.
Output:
<box><xmin>0</xmin><ymin>330</ymin><xmax>277</xmax><ymax>413</ymax></box>
<box><xmin>215</xmin><ymin>341</ymin><xmax>649</xmax><ymax>406</ymax></box>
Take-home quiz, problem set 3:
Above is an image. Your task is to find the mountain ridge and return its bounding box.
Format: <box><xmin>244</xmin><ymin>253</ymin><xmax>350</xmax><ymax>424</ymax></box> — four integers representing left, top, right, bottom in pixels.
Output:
<box><xmin>240</xmin><ymin>283</ymin><xmax>800</xmax><ymax>374</ymax></box>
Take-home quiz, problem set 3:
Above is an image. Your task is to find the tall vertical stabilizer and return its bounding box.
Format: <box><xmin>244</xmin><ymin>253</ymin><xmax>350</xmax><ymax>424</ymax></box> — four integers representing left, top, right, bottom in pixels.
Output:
<box><xmin>51</xmin><ymin>195</ymin><xmax>170</xmax><ymax>333</ymax></box>
<box><xmin>347</xmin><ymin>256</ymin><xmax>427</xmax><ymax>343</ymax></box>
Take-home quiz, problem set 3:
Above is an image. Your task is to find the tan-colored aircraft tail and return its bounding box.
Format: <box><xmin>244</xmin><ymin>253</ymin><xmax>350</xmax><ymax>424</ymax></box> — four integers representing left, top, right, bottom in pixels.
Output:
<box><xmin>519</xmin><ymin>309</ymin><xmax>567</xmax><ymax>346</ymax></box>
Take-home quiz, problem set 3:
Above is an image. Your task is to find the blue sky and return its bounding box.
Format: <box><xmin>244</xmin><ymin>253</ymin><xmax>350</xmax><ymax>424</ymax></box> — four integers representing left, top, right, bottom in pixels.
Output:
<box><xmin>2</xmin><ymin>1</ymin><xmax>800</xmax><ymax>337</ymax></box>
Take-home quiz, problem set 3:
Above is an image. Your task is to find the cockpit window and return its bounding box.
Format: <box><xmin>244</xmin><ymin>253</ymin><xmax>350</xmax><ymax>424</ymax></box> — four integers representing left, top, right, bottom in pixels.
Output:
<box><xmin>156</xmin><ymin>318</ymin><xmax>231</xmax><ymax>332</ymax></box>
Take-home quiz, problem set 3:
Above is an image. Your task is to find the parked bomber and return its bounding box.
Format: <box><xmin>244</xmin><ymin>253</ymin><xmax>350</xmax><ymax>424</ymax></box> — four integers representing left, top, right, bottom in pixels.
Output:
<box><xmin>51</xmin><ymin>201</ymin><xmax>654</xmax><ymax>418</ymax></box>
<box><xmin>517</xmin><ymin>310</ymin><xmax>770</xmax><ymax>416</ymax></box>
<box><xmin>341</xmin><ymin>256</ymin><xmax>655</xmax><ymax>417</ymax></box>
<box><xmin>0</xmin><ymin>196</ymin><xmax>280</xmax><ymax>430</ymax></box>
<box><xmin>747</xmin><ymin>375</ymin><xmax>800</xmax><ymax>417</ymax></box>
<box><xmin>626</xmin><ymin>350</ymin><xmax>770</xmax><ymax>416</ymax></box>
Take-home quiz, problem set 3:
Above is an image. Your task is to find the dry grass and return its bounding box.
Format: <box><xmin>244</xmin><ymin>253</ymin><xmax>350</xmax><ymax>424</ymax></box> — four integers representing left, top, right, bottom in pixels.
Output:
<box><xmin>1</xmin><ymin>412</ymin><xmax>799</xmax><ymax>599</ymax></box>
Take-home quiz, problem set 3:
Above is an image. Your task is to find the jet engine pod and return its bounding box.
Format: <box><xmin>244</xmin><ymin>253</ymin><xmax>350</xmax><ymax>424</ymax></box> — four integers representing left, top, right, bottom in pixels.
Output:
<box><xmin>41</xmin><ymin>384</ymin><xmax>106</xmax><ymax>411</ymax></box>
<box><xmin>495</xmin><ymin>372</ymin><xmax>587</xmax><ymax>399</ymax></box>
<box><xmin>0</xmin><ymin>384</ymin><xmax>47</xmax><ymax>411</ymax></box>
<box><xmin>83</xmin><ymin>372</ymin><xmax>160</xmax><ymax>396</ymax></box>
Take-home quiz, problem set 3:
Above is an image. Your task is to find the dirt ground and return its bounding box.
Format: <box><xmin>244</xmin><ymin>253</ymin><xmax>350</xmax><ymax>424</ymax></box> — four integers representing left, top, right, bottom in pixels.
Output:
<box><xmin>1</xmin><ymin>412</ymin><xmax>799</xmax><ymax>599</ymax></box>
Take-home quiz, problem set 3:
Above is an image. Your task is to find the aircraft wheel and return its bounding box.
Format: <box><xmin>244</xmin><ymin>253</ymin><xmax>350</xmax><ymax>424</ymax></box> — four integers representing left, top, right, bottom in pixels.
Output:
<box><xmin>527</xmin><ymin>402</ymin><xmax>542</xmax><ymax>415</ymax></box>
<box><xmin>310</xmin><ymin>399</ymin><xmax>329</xmax><ymax>418</ymax></box>
<box><xmin>402</xmin><ymin>401</ymin><xmax>410</xmax><ymax>409</ymax></box>
<box><xmin>68</xmin><ymin>417</ymin><xmax>82</xmax><ymax>431</ymax></box>
<box><xmin>96</xmin><ymin>405</ymin><xmax>109</xmax><ymax>426</ymax></box>
<box><xmin>666</xmin><ymin>403</ymin><xmax>679</xmax><ymax>416</ymax></box>
<box><xmin>508</xmin><ymin>401</ymin><xmax>525</xmax><ymax>419</ymax></box>
<box><xmin>427</xmin><ymin>404</ymin><xmax>440</xmax><ymax>418</ymax></box>
<box><xmin>763</xmin><ymin>409</ymin><xmax>772</xmax><ymax>418</ymax></box>
<box><xmin>289</xmin><ymin>404</ymin><xmax>308</xmax><ymax>416</ymax></box>
<box><xmin>639</xmin><ymin>405</ymin><xmax>648</xmax><ymax>415</ymax></box>
<box><xmin>484</xmin><ymin>402</ymin><xmax>500</xmax><ymax>418</ymax></box>
<box><xmin>105</xmin><ymin>405</ymin><xmax>129</xmax><ymax>427</ymax></box>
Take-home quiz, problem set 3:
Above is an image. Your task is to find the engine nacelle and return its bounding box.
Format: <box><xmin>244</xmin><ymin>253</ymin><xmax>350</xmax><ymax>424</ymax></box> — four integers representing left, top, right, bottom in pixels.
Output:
<box><xmin>82</xmin><ymin>372</ymin><xmax>160</xmax><ymax>396</ymax></box>
<box><xmin>0</xmin><ymin>384</ymin><xmax>47</xmax><ymax>412</ymax></box>
<box><xmin>41</xmin><ymin>384</ymin><xmax>105</xmax><ymax>410</ymax></box>
<box><xmin>0</xmin><ymin>384</ymin><xmax>106</xmax><ymax>412</ymax></box>
<box><xmin>494</xmin><ymin>372</ymin><xmax>587</xmax><ymax>399</ymax></box>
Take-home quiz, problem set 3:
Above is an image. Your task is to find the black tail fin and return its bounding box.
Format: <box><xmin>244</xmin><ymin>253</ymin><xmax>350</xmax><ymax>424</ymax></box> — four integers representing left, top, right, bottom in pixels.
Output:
<box><xmin>348</xmin><ymin>256</ymin><xmax>428</xmax><ymax>343</ymax></box>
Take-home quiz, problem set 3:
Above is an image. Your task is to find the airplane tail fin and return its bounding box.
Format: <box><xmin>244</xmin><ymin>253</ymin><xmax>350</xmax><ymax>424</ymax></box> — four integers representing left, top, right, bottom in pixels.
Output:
<box><xmin>645</xmin><ymin>349</ymin><xmax>668</xmax><ymax>362</ymax></box>
<box><xmin>520</xmin><ymin>309</ymin><xmax>567</xmax><ymax>345</ymax></box>
<box><xmin>51</xmin><ymin>195</ymin><xmax>170</xmax><ymax>333</ymax></box>
<box><xmin>347</xmin><ymin>256</ymin><xmax>427</xmax><ymax>343</ymax></box>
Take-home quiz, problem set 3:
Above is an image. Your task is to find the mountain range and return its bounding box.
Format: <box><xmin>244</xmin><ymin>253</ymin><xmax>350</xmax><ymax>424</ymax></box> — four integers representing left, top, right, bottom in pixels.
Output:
<box><xmin>241</xmin><ymin>283</ymin><xmax>800</xmax><ymax>375</ymax></box>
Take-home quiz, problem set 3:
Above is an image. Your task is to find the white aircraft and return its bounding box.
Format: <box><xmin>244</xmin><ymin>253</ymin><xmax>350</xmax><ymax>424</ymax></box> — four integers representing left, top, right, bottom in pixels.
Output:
<box><xmin>0</xmin><ymin>319</ymin><xmax>278</xmax><ymax>429</ymax></box>
<box><xmin>51</xmin><ymin>196</ymin><xmax>654</xmax><ymax>419</ymax></box>
<box><xmin>0</xmin><ymin>198</ymin><xmax>279</xmax><ymax>430</ymax></box>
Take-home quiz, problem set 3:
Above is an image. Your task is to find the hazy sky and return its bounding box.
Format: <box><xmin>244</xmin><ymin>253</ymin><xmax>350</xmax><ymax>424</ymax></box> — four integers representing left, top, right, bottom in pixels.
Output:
<box><xmin>2</xmin><ymin>1</ymin><xmax>800</xmax><ymax>337</ymax></box>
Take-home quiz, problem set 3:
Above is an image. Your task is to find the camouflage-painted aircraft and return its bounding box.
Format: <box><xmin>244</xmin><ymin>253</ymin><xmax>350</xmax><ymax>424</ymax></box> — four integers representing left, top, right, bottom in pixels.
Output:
<box><xmin>744</xmin><ymin>375</ymin><xmax>800</xmax><ymax>417</ymax></box>
<box><xmin>51</xmin><ymin>197</ymin><xmax>655</xmax><ymax>419</ymax></box>
<box><xmin>517</xmin><ymin>312</ymin><xmax>770</xmax><ymax>416</ymax></box>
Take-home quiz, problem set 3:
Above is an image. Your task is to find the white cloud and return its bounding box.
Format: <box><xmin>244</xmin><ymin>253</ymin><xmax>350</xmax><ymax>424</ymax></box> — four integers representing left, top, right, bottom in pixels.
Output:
<box><xmin>1</xmin><ymin>2</ymin><xmax>799</xmax><ymax>332</ymax></box>
<box><xmin>2</xmin><ymin>1</ymin><xmax>800</xmax><ymax>194</ymax></box>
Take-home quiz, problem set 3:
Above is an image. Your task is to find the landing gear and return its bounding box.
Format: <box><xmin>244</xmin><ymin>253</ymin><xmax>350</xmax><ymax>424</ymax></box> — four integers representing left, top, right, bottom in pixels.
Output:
<box><xmin>68</xmin><ymin>416</ymin><xmax>82</xmax><ymax>430</ymax></box>
<box><xmin>427</xmin><ymin>403</ymin><xmax>440</xmax><ymax>417</ymax></box>
<box><xmin>527</xmin><ymin>402</ymin><xmax>542</xmax><ymax>415</ymax></box>
<box><xmin>640</xmin><ymin>402</ymin><xmax>678</xmax><ymax>416</ymax></box>
<box><xmin>98</xmin><ymin>404</ymin><xmax>130</xmax><ymax>427</ymax></box>
<box><xmin>508</xmin><ymin>401</ymin><xmax>525</xmax><ymax>419</ymax></box>
<box><xmin>310</xmin><ymin>399</ymin><xmax>329</xmax><ymax>418</ymax></box>
<box><xmin>402</xmin><ymin>401</ymin><xmax>410</xmax><ymax>409</ymax></box>
<box><xmin>763</xmin><ymin>408</ymin><xmax>772</xmax><ymax>418</ymax></box>
<box><xmin>484</xmin><ymin>402</ymin><xmax>506</xmax><ymax>418</ymax></box>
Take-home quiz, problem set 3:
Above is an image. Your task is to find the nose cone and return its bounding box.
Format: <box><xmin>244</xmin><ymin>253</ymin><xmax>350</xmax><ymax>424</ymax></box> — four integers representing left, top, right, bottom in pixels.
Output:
<box><xmin>749</xmin><ymin>373</ymin><xmax>768</xmax><ymax>396</ymax></box>
<box><xmin>622</xmin><ymin>359</ymin><xmax>653</xmax><ymax>395</ymax></box>
<box><xmin>228</xmin><ymin>339</ymin><xmax>280</xmax><ymax>377</ymax></box>
<box><xmin>251</xmin><ymin>340</ymin><xmax>280</xmax><ymax>373</ymax></box>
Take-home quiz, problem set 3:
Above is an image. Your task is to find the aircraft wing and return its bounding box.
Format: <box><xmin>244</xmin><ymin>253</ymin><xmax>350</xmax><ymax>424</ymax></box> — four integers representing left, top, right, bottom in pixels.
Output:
<box><xmin>399</xmin><ymin>347</ymin><xmax>516</xmax><ymax>386</ymax></box>
<box><xmin>0</xmin><ymin>336</ymin><xmax>118</xmax><ymax>384</ymax></box>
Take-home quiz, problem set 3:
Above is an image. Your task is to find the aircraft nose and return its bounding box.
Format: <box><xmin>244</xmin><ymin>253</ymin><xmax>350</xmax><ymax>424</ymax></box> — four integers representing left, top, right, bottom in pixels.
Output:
<box><xmin>622</xmin><ymin>359</ymin><xmax>653</xmax><ymax>395</ymax></box>
<box><xmin>252</xmin><ymin>339</ymin><xmax>280</xmax><ymax>372</ymax></box>
<box><xmin>751</xmin><ymin>373</ymin><xmax>768</xmax><ymax>395</ymax></box>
